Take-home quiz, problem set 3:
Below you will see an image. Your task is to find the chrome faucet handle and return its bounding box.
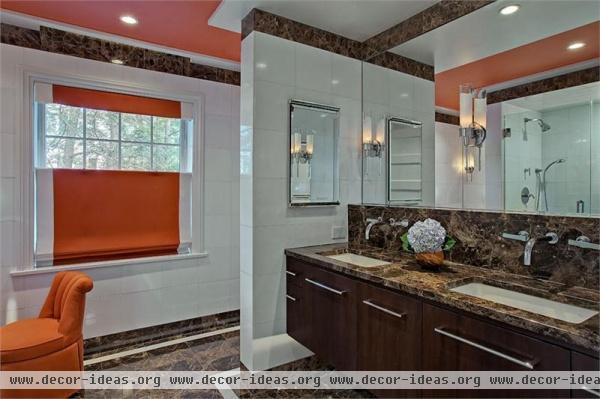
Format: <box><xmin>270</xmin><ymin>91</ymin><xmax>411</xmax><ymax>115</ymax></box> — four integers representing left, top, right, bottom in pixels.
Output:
<box><xmin>389</xmin><ymin>218</ymin><xmax>409</xmax><ymax>227</ymax></box>
<box><xmin>576</xmin><ymin>235</ymin><xmax>591</xmax><ymax>243</ymax></box>
<box><xmin>502</xmin><ymin>231</ymin><xmax>530</xmax><ymax>242</ymax></box>
<box><xmin>545</xmin><ymin>232</ymin><xmax>559</xmax><ymax>244</ymax></box>
<box><xmin>366</xmin><ymin>216</ymin><xmax>383</xmax><ymax>223</ymax></box>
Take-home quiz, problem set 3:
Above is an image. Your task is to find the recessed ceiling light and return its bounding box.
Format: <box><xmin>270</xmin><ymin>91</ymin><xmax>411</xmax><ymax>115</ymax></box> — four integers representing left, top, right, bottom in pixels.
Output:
<box><xmin>111</xmin><ymin>59</ymin><xmax>124</xmax><ymax>65</ymax></box>
<box><xmin>256</xmin><ymin>62</ymin><xmax>267</xmax><ymax>69</ymax></box>
<box><xmin>400</xmin><ymin>93</ymin><xmax>409</xmax><ymax>98</ymax></box>
<box><xmin>499</xmin><ymin>4</ymin><xmax>520</xmax><ymax>15</ymax></box>
<box><xmin>567</xmin><ymin>42</ymin><xmax>586</xmax><ymax>50</ymax></box>
<box><xmin>120</xmin><ymin>15</ymin><xmax>138</xmax><ymax>25</ymax></box>
<box><xmin>331</xmin><ymin>79</ymin><xmax>339</xmax><ymax>85</ymax></box>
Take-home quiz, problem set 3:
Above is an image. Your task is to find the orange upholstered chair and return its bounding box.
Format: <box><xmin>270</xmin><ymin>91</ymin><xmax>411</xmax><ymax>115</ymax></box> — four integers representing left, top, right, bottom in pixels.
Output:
<box><xmin>0</xmin><ymin>271</ymin><xmax>93</xmax><ymax>398</ymax></box>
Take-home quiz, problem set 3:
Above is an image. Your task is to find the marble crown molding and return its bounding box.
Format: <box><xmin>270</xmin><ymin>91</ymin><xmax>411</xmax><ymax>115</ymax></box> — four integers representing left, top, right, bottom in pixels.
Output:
<box><xmin>435</xmin><ymin>112</ymin><xmax>459</xmax><ymax>125</ymax></box>
<box><xmin>488</xmin><ymin>67</ymin><xmax>600</xmax><ymax>104</ymax></box>
<box><xmin>241</xmin><ymin>8</ymin><xmax>435</xmax><ymax>81</ymax></box>
<box><xmin>1</xmin><ymin>23</ymin><xmax>240</xmax><ymax>86</ymax></box>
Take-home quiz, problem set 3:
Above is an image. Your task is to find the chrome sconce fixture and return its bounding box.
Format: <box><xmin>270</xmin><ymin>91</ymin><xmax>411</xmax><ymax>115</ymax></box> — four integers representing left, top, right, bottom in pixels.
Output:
<box><xmin>362</xmin><ymin>113</ymin><xmax>385</xmax><ymax>175</ymax></box>
<box><xmin>291</xmin><ymin>130</ymin><xmax>314</xmax><ymax>176</ymax></box>
<box><xmin>459</xmin><ymin>84</ymin><xmax>487</xmax><ymax>181</ymax></box>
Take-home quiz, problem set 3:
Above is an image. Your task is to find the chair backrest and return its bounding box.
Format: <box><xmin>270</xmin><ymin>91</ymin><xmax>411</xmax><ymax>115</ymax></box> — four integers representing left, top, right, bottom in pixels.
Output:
<box><xmin>38</xmin><ymin>271</ymin><xmax>94</xmax><ymax>343</ymax></box>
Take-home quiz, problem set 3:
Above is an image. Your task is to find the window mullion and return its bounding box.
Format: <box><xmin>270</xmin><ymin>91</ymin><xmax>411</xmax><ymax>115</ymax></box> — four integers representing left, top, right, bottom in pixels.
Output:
<box><xmin>82</xmin><ymin>108</ymin><xmax>87</xmax><ymax>169</ymax></box>
<box><xmin>150</xmin><ymin>116</ymin><xmax>154</xmax><ymax>170</ymax></box>
<box><xmin>118</xmin><ymin>113</ymin><xmax>122</xmax><ymax>170</ymax></box>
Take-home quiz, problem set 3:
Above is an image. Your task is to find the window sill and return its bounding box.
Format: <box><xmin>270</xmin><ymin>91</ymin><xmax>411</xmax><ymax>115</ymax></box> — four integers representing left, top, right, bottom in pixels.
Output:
<box><xmin>10</xmin><ymin>252</ymin><xmax>209</xmax><ymax>277</ymax></box>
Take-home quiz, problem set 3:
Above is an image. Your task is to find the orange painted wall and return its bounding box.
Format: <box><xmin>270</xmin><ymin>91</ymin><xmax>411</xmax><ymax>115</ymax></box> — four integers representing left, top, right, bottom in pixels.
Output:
<box><xmin>436</xmin><ymin>22</ymin><xmax>600</xmax><ymax>110</ymax></box>
<box><xmin>1</xmin><ymin>0</ymin><xmax>241</xmax><ymax>62</ymax></box>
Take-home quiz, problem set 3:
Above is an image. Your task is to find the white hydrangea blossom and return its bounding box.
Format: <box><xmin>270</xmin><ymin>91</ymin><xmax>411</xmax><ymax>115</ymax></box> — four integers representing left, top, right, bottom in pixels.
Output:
<box><xmin>407</xmin><ymin>218</ymin><xmax>446</xmax><ymax>253</ymax></box>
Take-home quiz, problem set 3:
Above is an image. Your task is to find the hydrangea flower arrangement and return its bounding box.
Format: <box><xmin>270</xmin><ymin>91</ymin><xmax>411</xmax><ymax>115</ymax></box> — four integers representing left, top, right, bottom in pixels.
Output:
<box><xmin>401</xmin><ymin>218</ymin><xmax>455</xmax><ymax>254</ymax></box>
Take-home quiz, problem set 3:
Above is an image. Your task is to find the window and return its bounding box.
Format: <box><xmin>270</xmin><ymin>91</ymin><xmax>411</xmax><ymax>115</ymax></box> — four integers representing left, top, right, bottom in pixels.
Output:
<box><xmin>33</xmin><ymin>83</ymin><xmax>195</xmax><ymax>267</ymax></box>
<box><xmin>39</xmin><ymin>103</ymin><xmax>191</xmax><ymax>172</ymax></box>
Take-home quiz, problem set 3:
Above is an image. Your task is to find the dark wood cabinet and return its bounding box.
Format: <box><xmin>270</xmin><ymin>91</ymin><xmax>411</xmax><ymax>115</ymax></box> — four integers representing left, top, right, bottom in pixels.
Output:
<box><xmin>357</xmin><ymin>283</ymin><xmax>422</xmax><ymax>398</ymax></box>
<box><xmin>571</xmin><ymin>351</ymin><xmax>600</xmax><ymax>398</ymax></box>
<box><xmin>422</xmin><ymin>302</ymin><xmax>570</xmax><ymax>398</ymax></box>
<box><xmin>285</xmin><ymin>256</ymin><xmax>596</xmax><ymax>399</ymax></box>
<box><xmin>303</xmin><ymin>265</ymin><xmax>358</xmax><ymax>370</ymax></box>
<box><xmin>286</xmin><ymin>280</ymin><xmax>312</xmax><ymax>349</ymax></box>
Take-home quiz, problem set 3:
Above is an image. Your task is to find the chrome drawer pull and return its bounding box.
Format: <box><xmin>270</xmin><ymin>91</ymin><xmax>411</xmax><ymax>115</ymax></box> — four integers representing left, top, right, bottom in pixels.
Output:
<box><xmin>434</xmin><ymin>327</ymin><xmax>537</xmax><ymax>370</ymax></box>
<box><xmin>305</xmin><ymin>278</ymin><xmax>346</xmax><ymax>296</ymax></box>
<box><xmin>582</xmin><ymin>386</ymin><xmax>600</xmax><ymax>397</ymax></box>
<box><xmin>362</xmin><ymin>299</ymin><xmax>405</xmax><ymax>319</ymax></box>
<box><xmin>286</xmin><ymin>294</ymin><xmax>297</xmax><ymax>302</ymax></box>
<box><xmin>286</xmin><ymin>270</ymin><xmax>297</xmax><ymax>276</ymax></box>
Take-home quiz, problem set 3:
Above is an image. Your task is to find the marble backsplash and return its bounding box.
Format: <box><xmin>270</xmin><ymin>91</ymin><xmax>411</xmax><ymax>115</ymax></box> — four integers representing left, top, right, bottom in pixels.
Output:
<box><xmin>348</xmin><ymin>205</ymin><xmax>600</xmax><ymax>289</ymax></box>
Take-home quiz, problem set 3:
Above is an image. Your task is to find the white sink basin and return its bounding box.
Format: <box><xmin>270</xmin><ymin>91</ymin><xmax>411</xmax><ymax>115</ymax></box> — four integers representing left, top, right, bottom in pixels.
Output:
<box><xmin>327</xmin><ymin>253</ymin><xmax>390</xmax><ymax>268</ymax></box>
<box><xmin>450</xmin><ymin>283</ymin><xmax>598</xmax><ymax>324</ymax></box>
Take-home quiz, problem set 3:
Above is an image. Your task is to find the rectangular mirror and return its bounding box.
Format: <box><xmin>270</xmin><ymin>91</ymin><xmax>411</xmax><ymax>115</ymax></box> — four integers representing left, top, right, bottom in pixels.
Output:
<box><xmin>364</xmin><ymin>0</ymin><xmax>599</xmax><ymax>218</ymax></box>
<box><xmin>388</xmin><ymin>118</ymin><xmax>423</xmax><ymax>205</ymax></box>
<box><xmin>289</xmin><ymin>100</ymin><xmax>340</xmax><ymax>206</ymax></box>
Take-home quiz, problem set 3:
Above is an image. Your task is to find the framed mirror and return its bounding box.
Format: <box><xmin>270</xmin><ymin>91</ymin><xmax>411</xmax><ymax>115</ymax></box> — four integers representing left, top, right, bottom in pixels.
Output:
<box><xmin>387</xmin><ymin>117</ymin><xmax>423</xmax><ymax>205</ymax></box>
<box><xmin>289</xmin><ymin>100</ymin><xmax>340</xmax><ymax>206</ymax></box>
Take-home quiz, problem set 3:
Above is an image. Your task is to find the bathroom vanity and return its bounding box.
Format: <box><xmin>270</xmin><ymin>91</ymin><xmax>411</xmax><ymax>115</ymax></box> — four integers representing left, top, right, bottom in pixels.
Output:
<box><xmin>285</xmin><ymin>244</ymin><xmax>600</xmax><ymax>398</ymax></box>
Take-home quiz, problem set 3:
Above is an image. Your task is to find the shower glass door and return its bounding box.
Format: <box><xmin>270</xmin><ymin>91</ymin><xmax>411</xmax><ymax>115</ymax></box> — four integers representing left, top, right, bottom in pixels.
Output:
<box><xmin>502</xmin><ymin>82</ymin><xmax>598</xmax><ymax>217</ymax></box>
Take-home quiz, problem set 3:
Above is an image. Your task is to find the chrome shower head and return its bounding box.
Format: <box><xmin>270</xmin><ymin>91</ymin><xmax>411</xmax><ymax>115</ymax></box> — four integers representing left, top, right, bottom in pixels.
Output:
<box><xmin>524</xmin><ymin>117</ymin><xmax>551</xmax><ymax>132</ymax></box>
<box><xmin>543</xmin><ymin>158</ymin><xmax>566</xmax><ymax>174</ymax></box>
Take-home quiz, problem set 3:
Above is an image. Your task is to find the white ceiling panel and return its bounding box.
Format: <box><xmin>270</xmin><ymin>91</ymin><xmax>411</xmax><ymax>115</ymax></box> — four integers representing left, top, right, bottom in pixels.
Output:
<box><xmin>210</xmin><ymin>0</ymin><xmax>438</xmax><ymax>42</ymax></box>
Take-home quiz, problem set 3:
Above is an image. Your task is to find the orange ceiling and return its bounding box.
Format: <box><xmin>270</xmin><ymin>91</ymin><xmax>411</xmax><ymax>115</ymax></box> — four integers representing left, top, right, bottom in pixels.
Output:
<box><xmin>0</xmin><ymin>0</ymin><xmax>241</xmax><ymax>62</ymax></box>
<box><xmin>435</xmin><ymin>22</ymin><xmax>600</xmax><ymax>111</ymax></box>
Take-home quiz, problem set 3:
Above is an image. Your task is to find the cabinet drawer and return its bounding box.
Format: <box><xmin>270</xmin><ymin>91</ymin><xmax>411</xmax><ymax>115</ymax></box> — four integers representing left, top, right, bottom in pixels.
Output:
<box><xmin>286</xmin><ymin>281</ymin><xmax>311</xmax><ymax>349</ymax></box>
<box><xmin>422</xmin><ymin>303</ymin><xmax>570</xmax><ymax>398</ymax></box>
<box><xmin>358</xmin><ymin>284</ymin><xmax>422</xmax><ymax>398</ymax></box>
<box><xmin>286</xmin><ymin>257</ymin><xmax>305</xmax><ymax>287</ymax></box>
<box><xmin>572</xmin><ymin>351</ymin><xmax>600</xmax><ymax>398</ymax></box>
<box><xmin>303</xmin><ymin>265</ymin><xmax>358</xmax><ymax>370</ymax></box>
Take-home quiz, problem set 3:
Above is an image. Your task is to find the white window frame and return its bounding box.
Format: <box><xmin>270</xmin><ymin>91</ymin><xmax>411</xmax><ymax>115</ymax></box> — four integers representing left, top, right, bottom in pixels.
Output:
<box><xmin>14</xmin><ymin>70</ymin><xmax>207</xmax><ymax>274</ymax></box>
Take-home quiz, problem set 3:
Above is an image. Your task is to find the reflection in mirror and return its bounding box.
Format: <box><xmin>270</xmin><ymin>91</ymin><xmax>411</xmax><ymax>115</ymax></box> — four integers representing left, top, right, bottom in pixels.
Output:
<box><xmin>502</xmin><ymin>82</ymin><xmax>599</xmax><ymax>217</ymax></box>
<box><xmin>289</xmin><ymin>100</ymin><xmax>340</xmax><ymax>206</ymax></box>
<box><xmin>376</xmin><ymin>0</ymin><xmax>598</xmax><ymax>217</ymax></box>
<box><xmin>388</xmin><ymin>118</ymin><xmax>423</xmax><ymax>205</ymax></box>
<box><xmin>361</xmin><ymin>62</ymin><xmax>435</xmax><ymax>206</ymax></box>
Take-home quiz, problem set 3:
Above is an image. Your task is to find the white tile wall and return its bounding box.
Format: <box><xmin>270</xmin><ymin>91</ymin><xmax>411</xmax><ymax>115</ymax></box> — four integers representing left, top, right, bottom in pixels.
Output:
<box><xmin>0</xmin><ymin>43</ymin><xmax>240</xmax><ymax>338</ymax></box>
<box><xmin>435</xmin><ymin>122</ymin><xmax>463</xmax><ymax>209</ymax></box>
<box><xmin>240</xmin><ymin>32</ymin><xmax>362</xmax><ymax>370</ymax></box>
<box><xmin>540</xmin><ymin>103</ymin><xmax>594</xmax><ymax>215</ymax></box>
<box><xmin>502</xmin><ymin>104</ymin><xmax>542</xmax><ymax>212</ymax></box>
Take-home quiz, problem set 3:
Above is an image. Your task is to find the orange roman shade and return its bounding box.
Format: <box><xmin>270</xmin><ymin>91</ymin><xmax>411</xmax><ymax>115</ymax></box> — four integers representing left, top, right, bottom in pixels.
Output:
<box><xmin>52</xmin><ymin>169</ymin><xmax>180</xmax><ymax>264</ymax></box>
<box><xmin>51</xmin><ymin>85</ymin><xmax>181</xmax><ymax>118</ymax></box>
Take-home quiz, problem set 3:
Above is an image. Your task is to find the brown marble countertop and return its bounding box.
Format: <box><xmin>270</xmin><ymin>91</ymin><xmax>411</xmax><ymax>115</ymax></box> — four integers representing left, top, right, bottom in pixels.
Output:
<box><xmin>285</xmin><ymin>243</ymin><xmax>600</xmax><ymax>354</ymax></box>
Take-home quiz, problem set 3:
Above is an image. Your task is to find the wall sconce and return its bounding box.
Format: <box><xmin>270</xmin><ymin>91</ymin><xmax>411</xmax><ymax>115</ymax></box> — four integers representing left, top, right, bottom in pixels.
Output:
<box><xmin>459</xmin><ymin>84</ymin><xmax>487</xmax><ymax>179</ymax></box>
<box><xmin>362</xmin><ymin>114</ymin><xmax>383</xmax><ymax>158</ymax></box>
<box><xmin>292</xmin><ymin>131</ymin><xmax>314</xmax><ymax>177</ymax></box>
<box><xmin>362</xmin><ymin>113</ymin><xmax>385</xmax><ymax>177</ymax></box>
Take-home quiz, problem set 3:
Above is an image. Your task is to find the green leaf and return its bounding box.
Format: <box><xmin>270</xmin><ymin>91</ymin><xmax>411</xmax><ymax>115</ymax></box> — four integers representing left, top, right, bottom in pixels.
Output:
<box><xmin>401</xmin><ymin>233</ymin><xmax>413</xmax><ymax>252</ymax></box>
<box><xmin>443</xmin><ymin>236</ymin><xmax>456</xmax><ymax>251</ymax></box>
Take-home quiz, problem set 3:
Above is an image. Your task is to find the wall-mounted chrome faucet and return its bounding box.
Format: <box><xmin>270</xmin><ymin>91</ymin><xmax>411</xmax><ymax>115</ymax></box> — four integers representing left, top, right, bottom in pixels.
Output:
<box><xmin>523</xmin><ymin>232</ymin><xmax>558</xmax><ymax>266</ymax></box>
<box><xmin>365</xmin><ymin>217</ymin><xmax>409</xmax><ymax>240</ymax></box>
<box><xmin>365</xmin><ymin>217</ymin><xmax>383</xmax><ymax>240</ymax></box>
<box><xmin>388</xmin><ymin>218</ymin><xmax>409</xmax><ymax>227</ymax></box>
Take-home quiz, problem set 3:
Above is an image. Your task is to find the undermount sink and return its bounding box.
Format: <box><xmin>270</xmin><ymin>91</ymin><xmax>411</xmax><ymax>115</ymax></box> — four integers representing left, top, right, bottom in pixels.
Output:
<box><xmin>450</xmin><ymin>283</ymin><xmax>598</xmax><ymax>324</ymax></box>
<box><xmin>327</xmin><ymin>253</ymin><xmax>390</xmax><ymax>268</ymax></box>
